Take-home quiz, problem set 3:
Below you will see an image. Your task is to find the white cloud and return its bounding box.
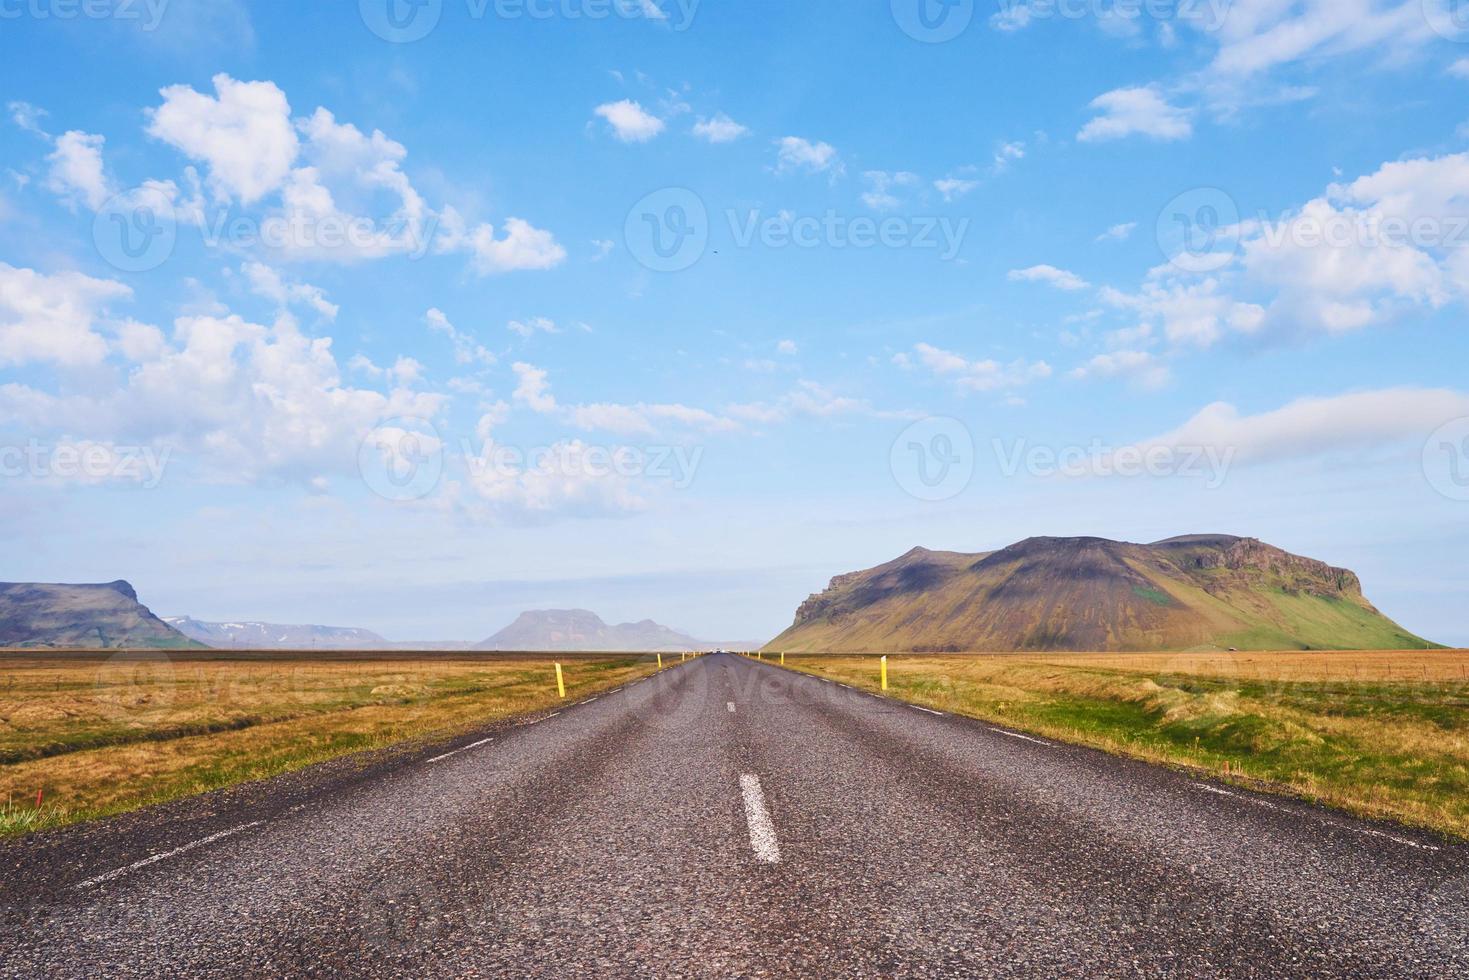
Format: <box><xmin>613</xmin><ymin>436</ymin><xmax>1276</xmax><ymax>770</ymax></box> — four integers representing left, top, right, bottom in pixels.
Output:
<box><xmin>475</xmin><ymin>401</ymin><xmax>512</xmax><ymax>440</ymax></box>
<box><xmin>692</xmin><ymin>113</ymin><xmax>750</xmax><ymax>143</ymax></box>
<box><xmin>1208</xmin><ymin>0</ymin><xmax>1432</xmax><ymax>80</ymax></box>
<box><xmin>990</xmin><ymin>3</ymin><xmax>1035</xmax><ymax>30</ymax></box>
<box><xmin>0</xmin><ymin>307</ymin><xmax>444</xmax><ymax>486</ymax></box>
<box><xmin>147</xmin><ymin>74</ymin><xmax>300</xmax><ymax>205</ymax></box>
<box><xmin>1101</xmin><ymin>279</ymin><xmax>1266</xmax><ymax>348</ymax></box>
<box><xmin>1078</xmin><ymin>86</ymin><xmax>1192</xmax><ymax>143</ymax></box>
<box><xmin>861</xmin><ymin>170</ymin><xmax>921</xmax><ymax>210</ymax></box>
<box><xmin>775</xmin><ymin>136</ymin><xmax>840</xmax><ymax>176</ymax></box>
<box><xmin>508</xmin><ymin>317</ymin><xmax>560</xmax><ymax>338</ymax></box>
<box><xmin>1008</xmin><ymin>264</ymin><xmax>1091</xmax><ymax>291</ymax></box>
<box><xmin>142</xmin><ymin>75</ymin><xmax>563</xmax><ymax>274</ymax></box>
<box><xmin>425</xmin><ymin>308</ymin><xmax>496</xmax><ymax>367</ymax></box>
<box><xmin>1069</xmin><ymin>350</ymin><xmax>1172</xmax><ymax>389</ymax></box>
<box><xmin>114</xmin><ymin>319</ymin><xmax>167</xmax><ymax>362</ymax></box>
<box><xmin>510</xmin><ymin>363</ymin><xmax>740</xmax><ymax>436</ymax></box>
<box><xmin>726</xmin><ymin>379</ymin><xmax>915</xmax><ymax>425</ymax></box>
<box><xmin>242</xmin><ymin>262</ymin><xmax>338</xmax><ymax>321</ymax></box>
<box><xmin>784</xmin><ymin>380</ymin><xmax>867</xmax><ymax>417</ymax></box>
<box><xmin>45</xmin><ymin>131</ymin><xmax>113</xmax><ymax>210</ymax></box>
<box><xmin>591</xmin><ymin>239</ymin><xmax>615</xmax><ymax>261</ymax></box>
<box><xmin>594</xmin><ymin>100</ymin><xmax>665</xmax><ymax>142</ymax></box>
<box><xmin>1097</xmin><ymin>222</ymin><xmax>1137</xmax><ymax>242</ymax></box>
<box><xmin>8</xmin><ymin>100</ymin><xmax>48</xmax><ymax>136</ymax></box>
<box><xmin>0</xmin><ymin>263</ymin><xmax>129</xmax><ymax>368</ymax></box>
<box><xmin>1133</xmin><ymin>387</ymin><xmax>1469</xmax><ymax>466</ymax></box>
<box><xmin>777</xmin><ymin>339</ymin><xmax>799</xmax><ymax>355</ymax></box>
<box><xmin>448</xmin><ymin>439</ymin><xmax>648</xmax><ymax>522</ymax></box>
<box><xmin>1232</xmin><ymin>154</ymin><xmax>1469</xmax><ymax>334</ymax></box>
<box><xmin>636</xmin><ymin>0</ymin><xmax>667</xmax><ymax>20</ymax></box>
<box><xmin>993</xmin><ymin>141</ymin><xmax>1026</xmax><ymax>171</ymax></box>
<box><xmin>1117</xmin><ymin>151</ymin><xmax>1469</xmax><ymax>345</ymax></box>
<box><xmin>934</xmin><ymin>175</ymin><xmax>979</xmax><ymax>201</ymax></box>
<box><xmin>912</xmin><ymin>342</ymin><xmax>1053</xmax><ymax>392</ymax></box>
<box><xmin>512</xmin><ymin>362</ymin><xmax>558</xmax><ymax>413</ymax></box>
<box><xmin>569</xmin><ymin>402</ymin><xmax>739</xmax><ymax>436</ymax></box>
<box><xmin>1451</xmin><ymin>58</ymin><xmax>1469</xmax><ymax>80</ymax></box>
<box><xmin>441</xmin><ymin>213</ymin><xmax>568</xmax><ymax>274</ymax></box>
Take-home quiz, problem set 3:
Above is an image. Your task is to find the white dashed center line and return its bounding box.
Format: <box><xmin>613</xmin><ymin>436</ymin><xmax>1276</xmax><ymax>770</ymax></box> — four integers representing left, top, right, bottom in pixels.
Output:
<box><xmin>427</xmin><ymin>737</ymin><xmax>493</xmax><ymax>764</ymax></box>
<box><xmin>727</xmin><ymin>702</ymin><xmax>736</xmax><ymax>713</ymax></box>
<box><xmin>76</xmin><ymin>821</ymin><xmax>264</xmax><ymax>890</ymax></box>
<box><xmin>739</xmin><ymin>774</ymin><xmax>781</xmax><ymax>864</ymax></box>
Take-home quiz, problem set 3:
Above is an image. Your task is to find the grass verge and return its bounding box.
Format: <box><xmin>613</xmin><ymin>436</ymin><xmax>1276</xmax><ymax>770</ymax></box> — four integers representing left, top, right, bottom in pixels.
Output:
<box><xmin>0</xmin><ymin>652</ymin><xmax>667</xmax><ymax>837</ymax></box>
<box><xmin>779</xmin><ymin>650</ymin><xmax>1469</xmax><ymax>840</ymax></box>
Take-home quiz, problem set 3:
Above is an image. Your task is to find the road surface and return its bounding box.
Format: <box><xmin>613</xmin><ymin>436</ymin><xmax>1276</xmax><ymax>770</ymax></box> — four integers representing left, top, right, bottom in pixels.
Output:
<box><xmin>1</xmin><ymin>653</ymin><xmax>1465</xmax><ymax>977</ymax></box>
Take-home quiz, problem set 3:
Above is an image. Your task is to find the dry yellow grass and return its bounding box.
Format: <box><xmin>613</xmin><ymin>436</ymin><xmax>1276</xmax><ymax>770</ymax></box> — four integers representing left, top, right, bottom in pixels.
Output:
<box><xmin>0</xmin><ymin>652</ymin><xmax>663</xmax><ymax>834</ymax></box>
<box><xmin>781</xmin><ymin>650</ymin><xmax>1469</xmax><ymax>839</ymax></box>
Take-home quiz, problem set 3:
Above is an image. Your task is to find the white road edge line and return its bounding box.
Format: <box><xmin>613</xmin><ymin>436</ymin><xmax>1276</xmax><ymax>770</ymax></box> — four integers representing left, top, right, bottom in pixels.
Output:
<box><xmin>76</xmin><ymin>821</ymin><xmax>264</xmax><ymax>890</ymax></box>
<box><xmin>913</xmin><ymin>706</ymin><xmax>945</xmax><ymax>716</ymax></box>
<box><xmin>739</xmin><ymin>774</ymin><xmax>781</xmax><ymax>864</ymax></box>
<box><xmin>427</xmin><ymin>737</ymin><xmax>493</xmax><ymax>764</ymax></box>
<box><xmin>1191</xmin><ymin>782</ymin><xmax>1438</xmax><ymax>851</ymax></box>
<box><xmin>988</xmin><ymin>727</ymin><xmax>1050</xmax><ymax>746</ymax></box>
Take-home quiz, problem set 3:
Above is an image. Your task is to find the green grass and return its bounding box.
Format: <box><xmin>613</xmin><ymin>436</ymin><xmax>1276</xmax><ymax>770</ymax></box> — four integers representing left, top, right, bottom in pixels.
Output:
<box><xmin>1131</xmin><ymin>586</ymin><xmax>1173</xmax><ymax>606</ymax></box>
<box><xmin>0</xmin><ymin>654</ymin><xmax>667</xmax><ymax>836</ymax></box>
<box><xmin>783</xmin><ymin>652</ymin><xmax>1469</xmax><ymax>839</ymax></box>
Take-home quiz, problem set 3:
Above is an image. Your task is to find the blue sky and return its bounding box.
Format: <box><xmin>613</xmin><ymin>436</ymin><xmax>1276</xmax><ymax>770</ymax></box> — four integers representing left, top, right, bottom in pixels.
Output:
<box><xmin>2</xmin><ymin>0</ymin><xmax>1468</xmax><ymax>644</ymax></box>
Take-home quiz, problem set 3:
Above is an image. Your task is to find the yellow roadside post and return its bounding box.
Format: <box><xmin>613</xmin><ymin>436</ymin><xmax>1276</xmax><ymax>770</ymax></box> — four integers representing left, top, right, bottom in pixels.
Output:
<box><xmin>657</xmin><ymin>653</ymin><xmax>664</xmax><ymax>669</ymax></box>
<box><xmin>555</xmin><ymin>662</ymin><xmax>566</xmax><ymax>699</ymax></box>
<box><xmin>757</xmin><ymin>652</ymin><xmax>763</xmax><ymax>661</ymax></box>
<box><xmin>780</xmin><ymin>652</ymin><xmax>785</xmax><ymax>665</ymax></box>
<box><xmin>881</xmin><ymin>655</ymin><xmax>888</xmax><ymax>691</ymax></box>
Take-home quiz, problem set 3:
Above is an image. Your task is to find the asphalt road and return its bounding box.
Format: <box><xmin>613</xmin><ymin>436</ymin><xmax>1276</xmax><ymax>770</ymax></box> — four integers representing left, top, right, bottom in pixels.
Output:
<box><xmin>1</xmin><ymin>653</ymin><xmax>1465</xmax><ymax>978</ymax></box>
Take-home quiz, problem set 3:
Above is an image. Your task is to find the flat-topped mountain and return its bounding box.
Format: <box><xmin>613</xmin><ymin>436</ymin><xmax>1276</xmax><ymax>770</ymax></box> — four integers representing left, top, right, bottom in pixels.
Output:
<box><xmin>767</xmin><ymin>535</ymin><xmax>1436</xmax><ymax>653</ymax></box>
<box><xmin>477</xmin><ymin>609</ymin><xmax>708</xmax><ymax>652</ymax></box>
<box><xmin>162</xmin><ymin>617</ymin><xmax>389</xmax><ymax>650</ymax></box>
<box><xmin>0</xmin><ymin>581</ymin><xmax>202</xmax><ymax>649</ymax></box>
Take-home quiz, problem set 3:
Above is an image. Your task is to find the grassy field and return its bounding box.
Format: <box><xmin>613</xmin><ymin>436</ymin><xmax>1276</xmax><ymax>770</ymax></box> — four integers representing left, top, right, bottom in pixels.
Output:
<box><xmin>0</xmin><ymin>651</ymin><xmax>668</xmax><ymax>836</ymax></box>
<box><xmin>780</xmin><ymin>650</ymin><xmax>1469</xmax><ymax>840</ymax></box>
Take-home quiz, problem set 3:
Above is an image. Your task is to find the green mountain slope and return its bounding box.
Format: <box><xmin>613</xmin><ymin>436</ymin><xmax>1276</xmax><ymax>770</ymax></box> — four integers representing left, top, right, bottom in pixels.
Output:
<box><xmin>0</xmin><ymin>581</ymin><xmax>203</xmax><ymax>650</ymax></box>
<box><xmin>767</xmin><ymin>535</ymin><xmax>1437</xmax><ymax>653</ymax></box>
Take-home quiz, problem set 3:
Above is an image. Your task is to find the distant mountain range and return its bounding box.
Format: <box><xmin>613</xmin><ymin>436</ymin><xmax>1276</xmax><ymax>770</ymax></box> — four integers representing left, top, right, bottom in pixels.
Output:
<box><xmin>767</xmin><ymin>535</ymin><xmax>1438</xmax><ymax>653</ymax></box>
<box><xmin>0</xmin><ymin>581</ymin><xmax>201</xmax><ymax>649</ymax></box>
<box><xmin>0</xmin><ymin>584</ymin><xmax>742</xmax><ymax>652</ymax></box>
<box><xmin>162</xmin><ymin>617</ymin><xmax>390</xmax><ymax>650</ymax></box>
<box><xmin>2</xmin><ymin>537</ymin><xmax>1438</xmax><ymax>654</ymax></box>
<box><xmin>477</xmin><ymin>609</ymin><xmax>722</xmax><ymax>652</ymax></box>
